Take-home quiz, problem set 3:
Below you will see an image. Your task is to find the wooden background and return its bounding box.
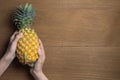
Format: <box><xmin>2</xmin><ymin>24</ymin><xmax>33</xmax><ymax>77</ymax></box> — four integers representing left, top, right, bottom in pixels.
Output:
<box><xmin>0</xmin><ymin>0</ymin><xmax>120</xmax><ymax>80</ymax></box>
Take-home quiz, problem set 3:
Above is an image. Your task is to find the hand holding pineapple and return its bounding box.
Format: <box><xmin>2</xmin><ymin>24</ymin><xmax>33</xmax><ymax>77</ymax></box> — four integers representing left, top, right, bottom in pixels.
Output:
<box><xmin>6</xmin><ymin>32</ymin><xmax>22</xmax><ymax>60</ymax></box>
<box><xmin>30</xmin><ymin>39</ymin><xmax>48</xmax><ymax>80</ymax></box>
<box><xmin>0</xmin><ymin>32</ymin><xmax>22</xmax><ymax>76</ymax></box>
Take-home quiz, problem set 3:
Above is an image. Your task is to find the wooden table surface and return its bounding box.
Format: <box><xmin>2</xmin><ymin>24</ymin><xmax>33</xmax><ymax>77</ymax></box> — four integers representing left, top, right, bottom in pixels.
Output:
<box><xmin>0</xmin><ymin>0</ymin><xmax>120</xmax><ymax>80</ymax></box>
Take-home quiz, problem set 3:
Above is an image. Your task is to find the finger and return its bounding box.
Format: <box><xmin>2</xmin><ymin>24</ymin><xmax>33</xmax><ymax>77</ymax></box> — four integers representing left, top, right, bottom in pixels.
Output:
<box><xmin>34</xmin><ymin>58</ymin><xmax>42</xmax><ymax>71</ymax></box>
<box><xmin>39</xmin><ymin>39</ymin><xmax>45</xmax><ymax>61</ymax></box>
<box><xmin>39</xmin><ymin>39</ymin><xmax>44</xmax><ymax>51</ymax></box>
<box><xmin>35</xmin><ymin>48</ymin><xmax>44</xmax><ymax>69</ymax></box>
<box><xmin>10</xmin><ymin>31</ymin><xmax>19</xmax><ymax>42</ymax></box>
<box><xmin>36</xmin><ymin>49</ymin><xmax>43</xmax><ymax>63</ymax></box>
<box><xmin>35</xmin><ymin>54</ymin><xmax>45</xmax><ymax>71</ymax></box>
<box><xmin>12</xmin><ymin>32</ymin><xmax>22</xmax><ymax>46</ymax></box>
<box><xmin>37</xmin><ymin>48</ymin><xmax>41</xmax><ymax>56</ymax></box>
<box><xmin>34</xmin><ymin>59</ymin><xmax>43</xmax><ymax>71</ymax></box>
<box><xmin>33</xmin><ymin>39</ymin><xmax>45</xmax><ymax>70</ymax></box>
<box><xmin>39</xmin><ymin>39</ymin><xmax>45</xmax><ymax>57</ymax></box>
<box><xmin>14</xmin><ymin>33</ymin><xmax>22</xmax><ymax>42</ymax></box>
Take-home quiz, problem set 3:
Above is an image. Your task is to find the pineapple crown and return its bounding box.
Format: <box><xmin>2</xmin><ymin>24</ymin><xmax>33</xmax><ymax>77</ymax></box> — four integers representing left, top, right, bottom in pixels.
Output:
<box><xmin>13</xmin><ymin>3</ymin><xmax>35</xmax><ymax>29</ymax></box>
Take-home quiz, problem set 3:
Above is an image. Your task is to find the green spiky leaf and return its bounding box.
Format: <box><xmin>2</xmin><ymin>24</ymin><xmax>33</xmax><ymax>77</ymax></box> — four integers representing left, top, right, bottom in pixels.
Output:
<box><xmin>27</xmin><ymin>4</ymin><xmax>32</xmax><ymax>12</ymax></box>
<box><xmin>13</xmin><ymin>3</ymin><xmax>35</xmax><ymax>29</ymax></box>
<box><xmin>24</xmin><ymin>53</ymin><xmax>26</xmax><ymax>64</ymax></box>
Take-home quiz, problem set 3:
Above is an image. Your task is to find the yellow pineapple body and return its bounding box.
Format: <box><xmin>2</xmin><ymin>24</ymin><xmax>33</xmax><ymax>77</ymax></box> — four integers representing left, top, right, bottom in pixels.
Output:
<box><xmin>17</xmin><ymin>28</ymin><xmax>40</xmax><ymax>64</ymax></box>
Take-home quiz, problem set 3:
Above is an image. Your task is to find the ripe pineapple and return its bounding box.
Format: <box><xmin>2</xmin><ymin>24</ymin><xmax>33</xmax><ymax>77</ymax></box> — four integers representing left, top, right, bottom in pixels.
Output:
<box><xmin>13</xmin><ymin>3</ymin><xmax>40</xmax><ymax>67</ymax></box>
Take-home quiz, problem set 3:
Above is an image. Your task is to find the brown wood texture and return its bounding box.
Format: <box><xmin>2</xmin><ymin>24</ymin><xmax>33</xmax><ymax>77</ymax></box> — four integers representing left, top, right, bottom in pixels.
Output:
<box><xmin>0</xmin><ymin>0</ymin><xmax>120</xmax><ymax>80</ymax></box>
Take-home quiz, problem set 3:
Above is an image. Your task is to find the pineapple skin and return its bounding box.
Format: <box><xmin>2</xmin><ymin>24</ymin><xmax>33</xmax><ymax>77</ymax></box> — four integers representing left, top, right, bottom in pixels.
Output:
<box><xmin>17</xmin><ymin>27</ymin><xmax>40</xmax><ymax>65</ymax></box>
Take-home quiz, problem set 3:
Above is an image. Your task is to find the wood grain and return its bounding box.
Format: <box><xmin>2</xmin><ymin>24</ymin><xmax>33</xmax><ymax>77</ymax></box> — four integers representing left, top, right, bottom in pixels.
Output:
<box><xmin>0</xmin><ymin>0</ymin><xmax>120</xmax><ymax>80</ymax></box>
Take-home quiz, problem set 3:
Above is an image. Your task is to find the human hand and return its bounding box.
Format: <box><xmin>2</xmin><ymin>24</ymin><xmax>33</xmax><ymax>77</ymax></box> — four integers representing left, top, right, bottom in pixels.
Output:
<box><xmin>0</xmin><ymin>31</ymin><xmax>22</xmax><ymax>76</ymax></box>
<box><xmin>30</xmin><ymin>39</ymin><xmax>45</xmax><ymax>74</ymax></box>
<box><xmin>6</xmin><ymin>31</ymin><xmax>22</xmax><ymax>60</ymax></box>
<box><xmin>30</xmin><ymin>39</ymin><xmax>48</xmax><ymax>80</ymax></box>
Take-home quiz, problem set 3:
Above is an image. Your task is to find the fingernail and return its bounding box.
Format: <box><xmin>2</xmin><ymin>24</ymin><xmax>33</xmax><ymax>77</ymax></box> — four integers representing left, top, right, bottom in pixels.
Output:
<box><xmin>38</xmin><ymin>49</ymin><xmax>41</xmax><ymax>52</ymax></box>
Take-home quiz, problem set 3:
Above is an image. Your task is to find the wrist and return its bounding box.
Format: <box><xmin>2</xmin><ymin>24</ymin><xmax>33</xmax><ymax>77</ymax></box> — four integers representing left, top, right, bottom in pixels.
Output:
<box><xmin>4</xmin><ymin>51</ymin><xmax>15</xmax><ymax>61</ymax></box>
<box><xmin>31</xmin><ymin>70</ymin><xmax>42</xmax><ymax>77</ymax></box>
<box><xmin>31</xmin><ymin>70</ymin><xmax>48</xmax><ymax>80</ymax></box>
<box><xmin>31</xmin><ymin>71</ymin><xmax>42</xmax><ymax>80</ymax></box>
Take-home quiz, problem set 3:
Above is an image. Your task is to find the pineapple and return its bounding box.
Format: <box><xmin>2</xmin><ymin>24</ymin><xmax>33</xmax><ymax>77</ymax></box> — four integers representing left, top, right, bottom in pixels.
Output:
<box><xmin>13</xmin><ymin>3</ymin><xmax>40</xmax><ymax>67</ymax></box>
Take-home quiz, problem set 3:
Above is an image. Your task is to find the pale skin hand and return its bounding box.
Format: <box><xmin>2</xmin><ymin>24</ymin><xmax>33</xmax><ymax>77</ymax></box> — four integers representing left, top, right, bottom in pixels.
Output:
<box><xmin>0</xmin><ymin>31</ymin><xmax>22</xmax><ymax>76</ymax></box>
<box><xmin>30</xmin><ymin>39</ymin><xmax>48</xmax><ymax>80</ymax></box>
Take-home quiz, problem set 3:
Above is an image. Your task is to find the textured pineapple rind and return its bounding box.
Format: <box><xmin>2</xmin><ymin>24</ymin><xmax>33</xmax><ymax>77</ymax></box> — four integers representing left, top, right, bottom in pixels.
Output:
<box><xmin>16</xmin><ymin>28</ymin><xmax>40</xmax><ymax>65</ymax></box>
